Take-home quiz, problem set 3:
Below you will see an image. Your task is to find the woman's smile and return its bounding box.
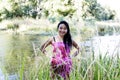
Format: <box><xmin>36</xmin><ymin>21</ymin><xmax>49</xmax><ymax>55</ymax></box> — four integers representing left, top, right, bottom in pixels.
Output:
<box><xmin>58</xmin><ymin>24</ymin><xmax>67</xmax><ymax>36</ymax></box>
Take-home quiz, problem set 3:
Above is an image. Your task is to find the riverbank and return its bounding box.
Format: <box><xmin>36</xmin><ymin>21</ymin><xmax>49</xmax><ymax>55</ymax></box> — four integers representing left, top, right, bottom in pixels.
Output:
<box><xmin>0</xmin><ymin>29</ymin><xmax>120</xmax><ymax>80</ymax></box>
<box><xmin>0</xmin><ymin>18</ymin><xmax>80</xmax><ymax>36</ymax></box>
<box><xmin>0</xmin><ymin>18</ymin><xmax>57</xmax><ymax>34</ymax></box>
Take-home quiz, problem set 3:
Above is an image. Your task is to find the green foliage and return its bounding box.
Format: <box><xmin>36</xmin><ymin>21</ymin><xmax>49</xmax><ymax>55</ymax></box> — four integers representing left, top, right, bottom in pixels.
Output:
<box><xmin>29</xmin><ymin>0</ymin><xmax>37</xmax><ymax>7</ymax></box>
<box><xmin>80</xmin><ymin>27</ymin><xmax>95</xmax><ymax>40</ymax></box>
<box><xmin>21</xmin><ymin>5</ymin><xmax>32</xmax><ymax>17</ymax></box>
<box><xmin>0</xmin><ymin>2</ymin><xmax>23</xmax><ymax>19</ymax></box>
<box><xmin>0</xmin><ymin>0</ymin><xmax>41</xmax><ymax>19</ymax></box>
<box><xmin>98</xmin><ymin>26</ymin><xmax>118</xmax><ymax>36</ymax></box>
<box><xmin>0</xmin><ymin>0</ymin><xmax>117</xmax><ymax>22</ymax></box>
<box><xmin>19</xmin><ymin>58</ymin><xmax>25</xmax><ymax>80</ymax></box>
<box><xmin>57</xmin><ymin>8</ymin><xmax>76</xmax><ymax>17</ymax></box>
<box><xmin>1</xmin><ymin>8</ymin><xmax>13</xmax><ymax>19</ymax></box>
<box><xmin>11</xmin><ymin>3</ymin><xmax>23</xmax><ymax>17</ymax></box>
<box><xmin>82</xmin><ymin>0</ymin><xmax>116</xmax><ymax>21</ymax></box>
<box><xmin>41</xmin><ymin>0</ymin><xmax>76</xmax><ymax>22</ymax></box>
<box><xmin>7</xmin><ymin>23</ymin><xmax>19</xmax><ymax>31</ymax></box>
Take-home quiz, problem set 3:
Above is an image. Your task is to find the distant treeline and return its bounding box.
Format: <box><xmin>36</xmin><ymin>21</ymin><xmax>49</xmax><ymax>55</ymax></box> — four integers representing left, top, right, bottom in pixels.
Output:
<box><xmin>0</xmin><ymin>0</ymin><xmax>115</xmax><ymax>22</ymax></box>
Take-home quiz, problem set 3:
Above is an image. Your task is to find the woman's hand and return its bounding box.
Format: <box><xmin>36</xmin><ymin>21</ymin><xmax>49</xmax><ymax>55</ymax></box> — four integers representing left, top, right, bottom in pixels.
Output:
<box><xmin>72</xmin><ymin>40</ymin><xmax>80</xmax><ymax>57</ymax></box>
<box><xmin>40</xmin><ymin>48</ymin><xmax>46</xmax><ymax>54</ymax></box>
<box><xmin>72</xmin><ymin>50</ymin><xmax>79</xmax><ymax>57</ymax></box>
<box><xmin>42</xmin><ymin>49</ymin><xmax>46</xmax><ymax>54</ymax></box>
<box><xmin>40</xmin><ymin>38</ymin><xmax>52</xmax><ymax>55</ymax></box>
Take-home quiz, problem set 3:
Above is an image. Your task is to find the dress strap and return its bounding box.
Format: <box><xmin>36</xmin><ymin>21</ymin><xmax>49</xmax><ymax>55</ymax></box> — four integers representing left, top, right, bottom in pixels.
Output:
<box><xmin>53</xmin><ymin>36</ymin><xmax>56</xmax><ymax>42</ymax></box>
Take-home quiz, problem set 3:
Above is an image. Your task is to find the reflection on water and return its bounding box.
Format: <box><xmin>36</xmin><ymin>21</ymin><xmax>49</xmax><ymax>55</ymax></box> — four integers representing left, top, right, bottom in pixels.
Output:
<box><xmin>0</xmin><ymin>33</ymin><xmax>10</xmax><ymax>59</ymax></box>
<box><xmin>0</xmin><ymin>32</ymin><xmax>80</xmax><ymax>80</ymax></box>
<box><xmin>0</xmin><ymin>68</ymin><xmax>5</xmax><ymax>80</ymax></box>
<box><xmin>0</xmin><ymin>32</ymin><xmax>49</xmax><ymax>79</ymax></box>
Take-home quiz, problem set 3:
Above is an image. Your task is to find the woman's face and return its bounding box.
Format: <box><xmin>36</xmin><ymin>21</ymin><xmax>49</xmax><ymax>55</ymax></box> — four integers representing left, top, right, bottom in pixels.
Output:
<box><xmin>58</xmin><ymin>24</ymin><xmax>68</xmax><ymax>37</ymax></box>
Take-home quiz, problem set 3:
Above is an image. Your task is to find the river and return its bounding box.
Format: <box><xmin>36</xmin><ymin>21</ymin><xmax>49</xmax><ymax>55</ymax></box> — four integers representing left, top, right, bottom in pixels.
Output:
<box><xmin>0</xmin><ymin>32</ymin><xmax>120</xmax><ymax>80</ymax></box>
<box><xmin>0</xmin><ymin>32</ymin><xmax>47</xmax><ymax>80</ymax></box>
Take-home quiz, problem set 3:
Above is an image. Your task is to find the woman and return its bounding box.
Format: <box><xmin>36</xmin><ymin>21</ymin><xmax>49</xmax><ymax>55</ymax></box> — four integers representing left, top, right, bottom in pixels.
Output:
<box><xmin>40</xmin><ymin>21</ymin><xmax>80</xmax><ymax>80</ymax></box>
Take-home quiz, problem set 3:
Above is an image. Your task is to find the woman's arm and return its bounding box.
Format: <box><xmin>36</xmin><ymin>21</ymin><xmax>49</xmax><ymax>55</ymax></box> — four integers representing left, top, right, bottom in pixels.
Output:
<box><xmin>72</xmin><ymin>40</ymin><xmax>80</xmax><ymax>57</ymax></box>
<box><xmin>72</xmin><ymin>40</ymin><xmax>80</xmax><ymax>50</ymax></box>
<box><xmin>40</xmin><ymin>38</ymin><xmax>52</xmax><ymax>54</ymax></box>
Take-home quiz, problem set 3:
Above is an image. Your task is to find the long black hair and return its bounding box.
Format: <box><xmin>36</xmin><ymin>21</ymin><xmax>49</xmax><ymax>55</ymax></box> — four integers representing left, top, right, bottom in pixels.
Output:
<box><xmin>57</xmin><ymin>21</ymin><xmax>72</xmax><ymax>50</ymax></box>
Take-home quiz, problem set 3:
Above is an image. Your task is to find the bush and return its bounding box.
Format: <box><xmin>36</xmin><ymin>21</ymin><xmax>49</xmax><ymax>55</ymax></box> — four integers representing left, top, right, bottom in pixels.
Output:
<box><xmin>7</xmin><ymin>23</ymin><xmax>19</xmax><ymax>31</ymax></box>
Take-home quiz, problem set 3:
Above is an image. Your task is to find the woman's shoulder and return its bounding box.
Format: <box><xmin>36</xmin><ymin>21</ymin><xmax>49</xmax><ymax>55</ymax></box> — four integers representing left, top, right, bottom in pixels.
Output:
<box><xmin>47</xmin><ymin>36</ymin><xmax>57</xmax><ymax>43</ymax></box>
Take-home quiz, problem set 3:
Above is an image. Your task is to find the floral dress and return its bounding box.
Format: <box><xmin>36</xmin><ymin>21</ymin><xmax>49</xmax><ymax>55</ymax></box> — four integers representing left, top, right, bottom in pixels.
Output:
<box><xmin>51</xmin><ymin>40</ymin><xmax>72</xmax><ymax>79</ymax></box>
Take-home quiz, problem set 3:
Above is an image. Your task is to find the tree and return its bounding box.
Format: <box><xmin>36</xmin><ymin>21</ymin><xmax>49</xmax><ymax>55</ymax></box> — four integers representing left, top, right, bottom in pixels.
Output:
<box><xmin>40</xmin><ymin>0</ymin><xmax>76</xmax><ymax>22</ymax></box>
<box><xmin>0</xmin><ymin>0</ymin><xmax>42</xmax><ymax>19</ymax></box>
<box><xmin>82</xmin><ymin>0</ymin><xmax>116</xmax><ymax>21</ymax></box>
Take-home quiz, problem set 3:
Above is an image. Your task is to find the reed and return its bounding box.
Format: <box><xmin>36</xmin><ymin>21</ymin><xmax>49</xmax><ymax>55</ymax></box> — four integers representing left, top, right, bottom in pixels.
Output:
<box><xmin>1</xmin><ymin>18</ymin><xmax>120</xmax><ymax>80</ymax></box>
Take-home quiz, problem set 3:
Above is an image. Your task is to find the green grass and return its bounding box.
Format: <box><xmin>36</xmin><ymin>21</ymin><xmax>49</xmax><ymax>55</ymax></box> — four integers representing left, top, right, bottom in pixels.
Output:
<box><xmin>7</xmin><ymin>52</ymin><xmax>119</xmax><ymax>80</ymax></box>
<box><xmin>2</xmin><ymin>43</ymin><xmax>120</xmax><ymax>80</ymax></box>
<box><xmin>0</xmin><ymin>18</ymin><xmax>120</xmax><ymax>80</ymax></box>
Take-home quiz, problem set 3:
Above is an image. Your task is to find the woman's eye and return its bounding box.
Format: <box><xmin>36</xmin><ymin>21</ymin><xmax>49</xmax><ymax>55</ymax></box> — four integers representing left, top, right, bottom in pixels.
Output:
<box><xmin>60</xmin><ymin>27</ymin><xmax>63</xmax><ymax>29</ymax></box>
<box><xmin>62</xmin><ymin>27</ymin><xmax>67</xmax><ymax>30</ymax></box>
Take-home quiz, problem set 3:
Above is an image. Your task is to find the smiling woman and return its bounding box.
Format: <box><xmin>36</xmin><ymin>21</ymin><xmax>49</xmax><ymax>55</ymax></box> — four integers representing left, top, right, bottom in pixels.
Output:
<box><xmin>58</xmin><ymin>24</ymin><xmax>68</xmax><ymax>38</ymax></box>
<box><xmin>40</xmin><ymin>21</ymin><xmax>80</xmax><ymax>80</ymax></box>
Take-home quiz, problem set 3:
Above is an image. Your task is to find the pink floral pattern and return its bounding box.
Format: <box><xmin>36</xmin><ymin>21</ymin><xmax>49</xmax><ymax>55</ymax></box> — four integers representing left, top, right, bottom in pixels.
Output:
<box><xmin>51</xmin><ymin>42</ymin><xmax>72</xmax><ymax>79</ymax></box>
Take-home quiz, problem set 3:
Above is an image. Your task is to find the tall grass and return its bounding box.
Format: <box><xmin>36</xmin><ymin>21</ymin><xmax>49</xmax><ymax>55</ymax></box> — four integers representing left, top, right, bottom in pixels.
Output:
<box><xmin>14</xmin><ymin>50</ymin><xmax>120</xmax><ymax>80</ymax></box>
<box><xmin>1</xmin><ymin>18</ymin><xmax>120</xmax><ymax>80</ymax></box>
<box><xmin>3</xmin><ymin>37</ymin><xmax>120</xmax><ymax>80</ymax></box>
